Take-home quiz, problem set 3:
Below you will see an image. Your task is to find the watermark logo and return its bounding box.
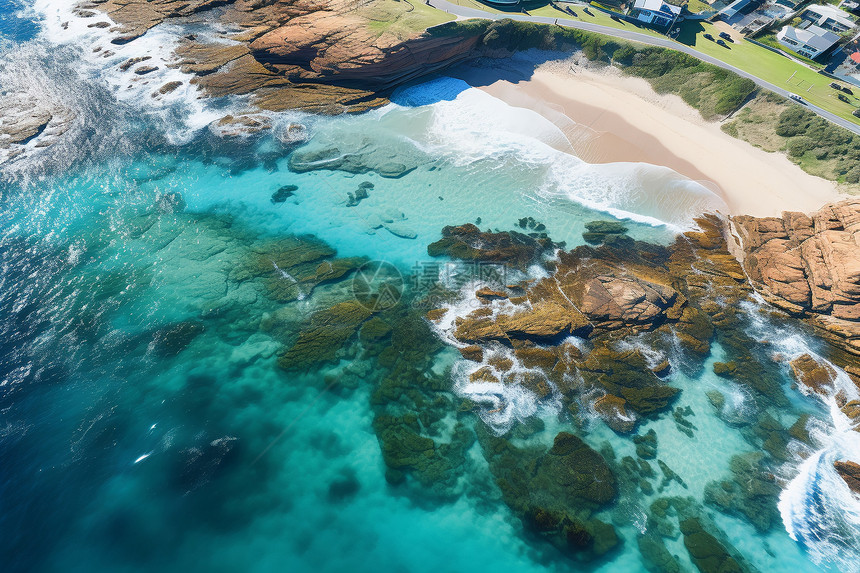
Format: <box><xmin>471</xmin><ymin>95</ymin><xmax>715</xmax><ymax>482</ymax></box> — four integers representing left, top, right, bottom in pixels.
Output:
<box><xmin>352</xmin><ymin>260</ymin><xmax>404</xmax><ymax>311</ymax></box>
<box><xmin>352</xmin><ymin>260</ymin><xmax>511</xmax><ymax>311</ymax></box>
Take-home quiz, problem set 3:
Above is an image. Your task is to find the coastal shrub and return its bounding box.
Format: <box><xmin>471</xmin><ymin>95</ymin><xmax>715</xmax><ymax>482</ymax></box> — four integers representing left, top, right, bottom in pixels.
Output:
<box><xmin>787</xmin><ymin>137</ymin><xmax>814</xmax><ymax>158</ymax></box>
<box><xmin>479</xmin><ymin>20</ymin><xmax>557</xmax><ymax>52</ymax></box>
<box><xmin>619</xmin><ymin>48</ymin><xmax>755</xmax><ymax>118</ymax></box>
<box><xmin>713</xmin><ymin>75</ymin><xmax>755</xmax><ymax>115</ymax></box>
<box><xmin>612</xmin><ymin>44</ymin><xmax>636</xmax><ymax>65</ymax></box>
<box><xmin>775</xmin><ymin>106</ymin><xmax>813</xmax><ymax>137</ymax></box>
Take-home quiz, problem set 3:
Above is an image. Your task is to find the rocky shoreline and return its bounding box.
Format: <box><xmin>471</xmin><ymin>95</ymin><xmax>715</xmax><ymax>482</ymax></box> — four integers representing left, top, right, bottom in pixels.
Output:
<box><xmin>71</xmin><ymin>0</ymin><xmax>483</xmax><ymax>114</ymax></box>
<box><xmin>732</xmin><ymin>199</ymin><xmax>860</xmax><ymax>367</ymax></box>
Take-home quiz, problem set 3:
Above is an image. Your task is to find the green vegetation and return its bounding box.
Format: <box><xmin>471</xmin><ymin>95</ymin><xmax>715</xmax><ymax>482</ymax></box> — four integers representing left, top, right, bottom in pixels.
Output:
<box><xmin>723</xmin><ymin>92</ymin><xmax>860</xmax><ymax>188</ymax></box>
<box><xmin>361</xmin><ymin>0</ymin><xmax>455</xmax><ymax>40</ymax></box>
<box><xmin>674</xmin><ymin>20</ymin><xmax>860</xmax><ymax>122</ymax></box>
<box><xmin>685</xmin><ymin>0</ymin><xmax>713</xmax><ymax>13</ymax></box>
<box><xmin>614</xmin><ymin>47</ymin><xmax>756</xmax><ymax>118</ymax></box>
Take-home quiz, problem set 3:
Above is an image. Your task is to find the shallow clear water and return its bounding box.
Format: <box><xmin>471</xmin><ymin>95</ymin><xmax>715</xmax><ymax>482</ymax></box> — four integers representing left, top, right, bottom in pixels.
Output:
<box><xmin>1</xmin><ymin>4</ymin><xmax>859</xmax><ymax>573</ymax></box>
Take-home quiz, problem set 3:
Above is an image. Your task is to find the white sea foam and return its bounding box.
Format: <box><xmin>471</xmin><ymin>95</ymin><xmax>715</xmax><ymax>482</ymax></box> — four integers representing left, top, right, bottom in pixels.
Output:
<box><xmin>32</xmin><ymin>0</ymin><xmax>227</xmax><ymax>141</ymax></box>
<box><xmin>399</xmin><ymin>84</ymin><xmax>727</xmax><ymax>231</ymax></box>
<box><xmin>429</xmin><ymin>280</ymin><xmax>567</xmax><ymax>435</ymax></box>
<box><xmin>736</xmin><ymin>303</ymin><xmax>860</xmax><ymax>572</ymax></box>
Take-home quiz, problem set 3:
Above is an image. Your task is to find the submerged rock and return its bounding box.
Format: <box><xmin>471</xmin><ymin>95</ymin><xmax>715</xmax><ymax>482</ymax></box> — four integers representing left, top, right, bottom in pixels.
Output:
<box><xmin>278</xmin><ymin>301</ymin><xmax>373</xmax><ymax>370</ymax></box>
<box><xmin>150</xmin><ymin>320</ymin><xmax>204</xmax><ymax>357</ymax></box>
<box><xmin>582</xmin><ymin>220</ymin><xmax>630</xmax><ymax>245</ymax></box>
<box><xmin>704</xmin><ymin>452</ymin><xmax>781</xmax><ymax>532</ymax></box>
<box><xmin>481</xmin><ymin>430</ymin><xmax>619</xmax><ymax>561</ymax></box>
<box><xmin>680</xmin><ymin>517</ymin><xmax>745</xmax><ymax>573</ymax></box>
<box><xmin>271</xmin><ymin>185</ymin><xmax>298</xmax><ymax>204</ymax></box>
<box><xmin>427</xmin><ymin>223</ymin><xmax>558</xmax><ymax>269</ymax></box>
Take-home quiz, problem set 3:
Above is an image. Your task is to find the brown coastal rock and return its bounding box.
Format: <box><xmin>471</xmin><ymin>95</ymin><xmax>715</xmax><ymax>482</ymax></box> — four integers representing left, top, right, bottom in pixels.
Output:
<box><xmin>789</xmin><ymin>353</ymin><xmax>836</xmax><ymax>395</ymax></box>
<box><xmin>835</xmin><ymin>460</ymin><xmax>860</xmax><ymax>494</ymax></box>
<box><xmin>78</xmin><ymin>0</ymin><xmax>488</xmax><ymax>114</ymax></box>
<box><xmin>733</xmin><ymin>199</ymin><xmax>860</xmax><ymax>360</ymax></box>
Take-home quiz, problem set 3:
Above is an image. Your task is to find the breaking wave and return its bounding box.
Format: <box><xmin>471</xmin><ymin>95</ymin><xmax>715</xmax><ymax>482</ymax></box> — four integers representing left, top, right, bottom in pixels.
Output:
<box><xmin>739</xmin><ymin>301</ymin><xmax>860</xmax><ymax>572</ymax></box>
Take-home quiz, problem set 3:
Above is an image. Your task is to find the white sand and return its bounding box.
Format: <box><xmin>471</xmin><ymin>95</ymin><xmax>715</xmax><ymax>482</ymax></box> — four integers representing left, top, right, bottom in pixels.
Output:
<box><xmin>478</xmin><ymin>61</ymin><xmax>844</xmax><ymax>217</ymax></box>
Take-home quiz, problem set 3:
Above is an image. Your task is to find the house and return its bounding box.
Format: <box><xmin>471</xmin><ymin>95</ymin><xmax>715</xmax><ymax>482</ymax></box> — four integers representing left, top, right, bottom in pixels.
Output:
<box><xmin>801</xmin><ymin>4</ymin><xmax>856</xmax><ymax>33</ymax></box>
<box><xmin>632</xmin><ymin>0</ymin><xmax>682</xmax><ymax>26</ymax></box>
<box><xmin>776</xmin><ymin>24</ymin><xmax>841</xmax><ymax>59</ymax></box>
<box><xmin>719</xmin><ymin>0</ymin><xmax>758</xmax><ymax>21</ymax></box>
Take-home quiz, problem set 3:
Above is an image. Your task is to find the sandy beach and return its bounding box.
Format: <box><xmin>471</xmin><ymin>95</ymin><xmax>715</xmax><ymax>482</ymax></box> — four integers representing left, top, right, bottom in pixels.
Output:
<box><xmin>471</xmin><ymin>60</ymin><xmax>843</xmax><ymax>218</ymax></box>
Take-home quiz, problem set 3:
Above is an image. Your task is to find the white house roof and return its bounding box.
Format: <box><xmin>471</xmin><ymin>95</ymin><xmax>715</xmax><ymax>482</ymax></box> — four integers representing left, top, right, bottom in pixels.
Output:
<box><xmin>804</xmin><ymin>4</ymin><xmax>855</xmax><ymax>29</ymax></box>
<box><xmin>634</xmin><ymin>0</ymin><xmax>682</xmax><ymax>15</ymax></box>
<box><xmin>778</xmin><ymin>24</ymin><xmax>841</xmax><ymax>51</ymax></box>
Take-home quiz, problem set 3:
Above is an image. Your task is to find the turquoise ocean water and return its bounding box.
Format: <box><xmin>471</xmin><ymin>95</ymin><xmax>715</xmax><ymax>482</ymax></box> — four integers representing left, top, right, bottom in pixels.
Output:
<box><xmin>2</xmin><ymin>3</ymin><xmax>860</xmax><ymax>573</ymax></box>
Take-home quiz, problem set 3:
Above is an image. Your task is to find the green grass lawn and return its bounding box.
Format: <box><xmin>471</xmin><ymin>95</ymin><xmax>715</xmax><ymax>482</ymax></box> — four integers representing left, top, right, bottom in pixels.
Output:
<box><xmin>527</xmin><ymin>2</ymin><xmax>667</xmax><ymax>38</ymax></box>
<box><xmin>362</xmin><ymin>0</ymin><xmax>456</xmax><ymax>39</ymax></box>
<box><xmin>674</xmin><ymin>20</ymin><xmax>860</xmax><ymax>123</ymax></box>
<box><xmin>685</xmin><ymin>0</ymin><xmax>712</xmax><ymax>13</ymax></box>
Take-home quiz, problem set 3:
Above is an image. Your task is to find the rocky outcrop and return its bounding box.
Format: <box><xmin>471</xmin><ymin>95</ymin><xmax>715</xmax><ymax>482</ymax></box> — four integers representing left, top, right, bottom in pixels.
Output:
<box><xmin>835</xmin><ymin>460</ymin><xmax>860</xmax><ymax>495</ymax></box>
<box><xmin>427</xmin><ymin>223</ymin><xmax>559</xmax><ymax>269</ymax></box>
<box><xmin>733</xmin><ymin>200</ymin><xmax>860</xmax><ymax>359</ymax></box>
<box><xmin>789</xmin><ymin>353</ymin><xmax>837</xmax><ymax>395</ymax></box>
<box><xmin>0</xmin><ymin>92</ymin><xmax>75</xmax><ymax>163</ymax></box>
<box><xmin>428</xmin><ymin>217</ymin><xmax>762</xmax><ymax>433</ymax></box>
<box><xmin>76</xmin><ymin>0</ymin><xmax>492</xmax><ymax>113</ymax></box>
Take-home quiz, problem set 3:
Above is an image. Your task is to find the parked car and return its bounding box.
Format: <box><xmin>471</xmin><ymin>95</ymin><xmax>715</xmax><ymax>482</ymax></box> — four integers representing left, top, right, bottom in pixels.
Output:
<box><xmin>843</xmin><ymin>87</ymin><xmax>854</xmax><ymax>96</ymax></box>
<box><xmin>704</xmin><ymin>33</ymin><xmax>714</xmax><ymax>41</ymax></box>
<box><xmin>830</xmin><ymin>82</ymin><xmax>842</xmax><ymax>90</ymax></box>
<box><xmin>717</xmin><ymin>39</ymin><xmax>727</xmax><ymax>46</ymax></box>
<box><xmin>719</xmin><ymin>32</ymin><xmax>733</xmax><ymax>42</ymax></box>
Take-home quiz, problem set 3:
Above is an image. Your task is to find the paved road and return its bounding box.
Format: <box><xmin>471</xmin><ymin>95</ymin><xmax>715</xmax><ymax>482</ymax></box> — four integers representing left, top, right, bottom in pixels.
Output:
<box><xmin>428</xmin><ymin>0</ymin><xmax>860</xmax><ymax>135</ymax></box>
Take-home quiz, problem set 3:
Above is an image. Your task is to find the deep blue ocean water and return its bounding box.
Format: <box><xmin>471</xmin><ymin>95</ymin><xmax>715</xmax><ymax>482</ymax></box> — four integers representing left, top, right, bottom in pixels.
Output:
<box><xmin>1</xmin><ymin>3</ymin><xmax>860</xmax><ymax>573</ymax></box>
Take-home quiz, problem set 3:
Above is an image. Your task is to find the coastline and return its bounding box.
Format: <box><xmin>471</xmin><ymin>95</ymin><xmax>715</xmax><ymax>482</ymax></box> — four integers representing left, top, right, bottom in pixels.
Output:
<box><xmin>466</xmin><ymin>60</ymin><xmax>844</xmax><ymax>218</ymax></box>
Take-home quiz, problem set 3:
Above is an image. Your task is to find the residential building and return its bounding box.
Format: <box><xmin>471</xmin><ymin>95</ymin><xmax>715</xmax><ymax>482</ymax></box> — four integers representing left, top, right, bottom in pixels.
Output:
<box><xmin>632</xmin><ymin>0</ymin><xmax>682</xmax><ymax>26</ymax></box>
<box><xmin>719</xmin><ymin>0</ymin><xmax>758</xmax><ymax>20</ymax></box>
<box><xmin>801</xmin><ymin>4</ymin><xmax>856</xmax><ymax>33</ymax></box>
<box><xmin>776</xmin><ymin>24</ymin><xmax>842</xmax><ymax>59</ymax></box>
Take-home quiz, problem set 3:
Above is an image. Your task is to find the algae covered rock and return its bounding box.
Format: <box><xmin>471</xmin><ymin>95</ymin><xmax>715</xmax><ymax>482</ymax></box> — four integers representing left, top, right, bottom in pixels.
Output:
<box><xmin>278</xmin><ymin>301</ymin><xmax>373</xmax><ymax>370</ymax></box>
<box><xmin>485</xmin><ymin>431</ymin><xmax>618</xmax><ymax>562</ymax></box>
<box><xmin>427</xmin><ymin>223</ymin><xmax>557</xmax><ymax>269</ymax></box>
<box><xmin>582</xmin><ymin>220</ymin><xmax>630</xmax><ymax>245</ymax></box>
<box><xmin>680</xmin><ymin>517</ymin><xmax>744</xmax><ymax>573</ymax></box>
<box><xmin>703</xmin><ymin>452</ymin><xmax>780</xmax><ymax>532</ymax></box>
